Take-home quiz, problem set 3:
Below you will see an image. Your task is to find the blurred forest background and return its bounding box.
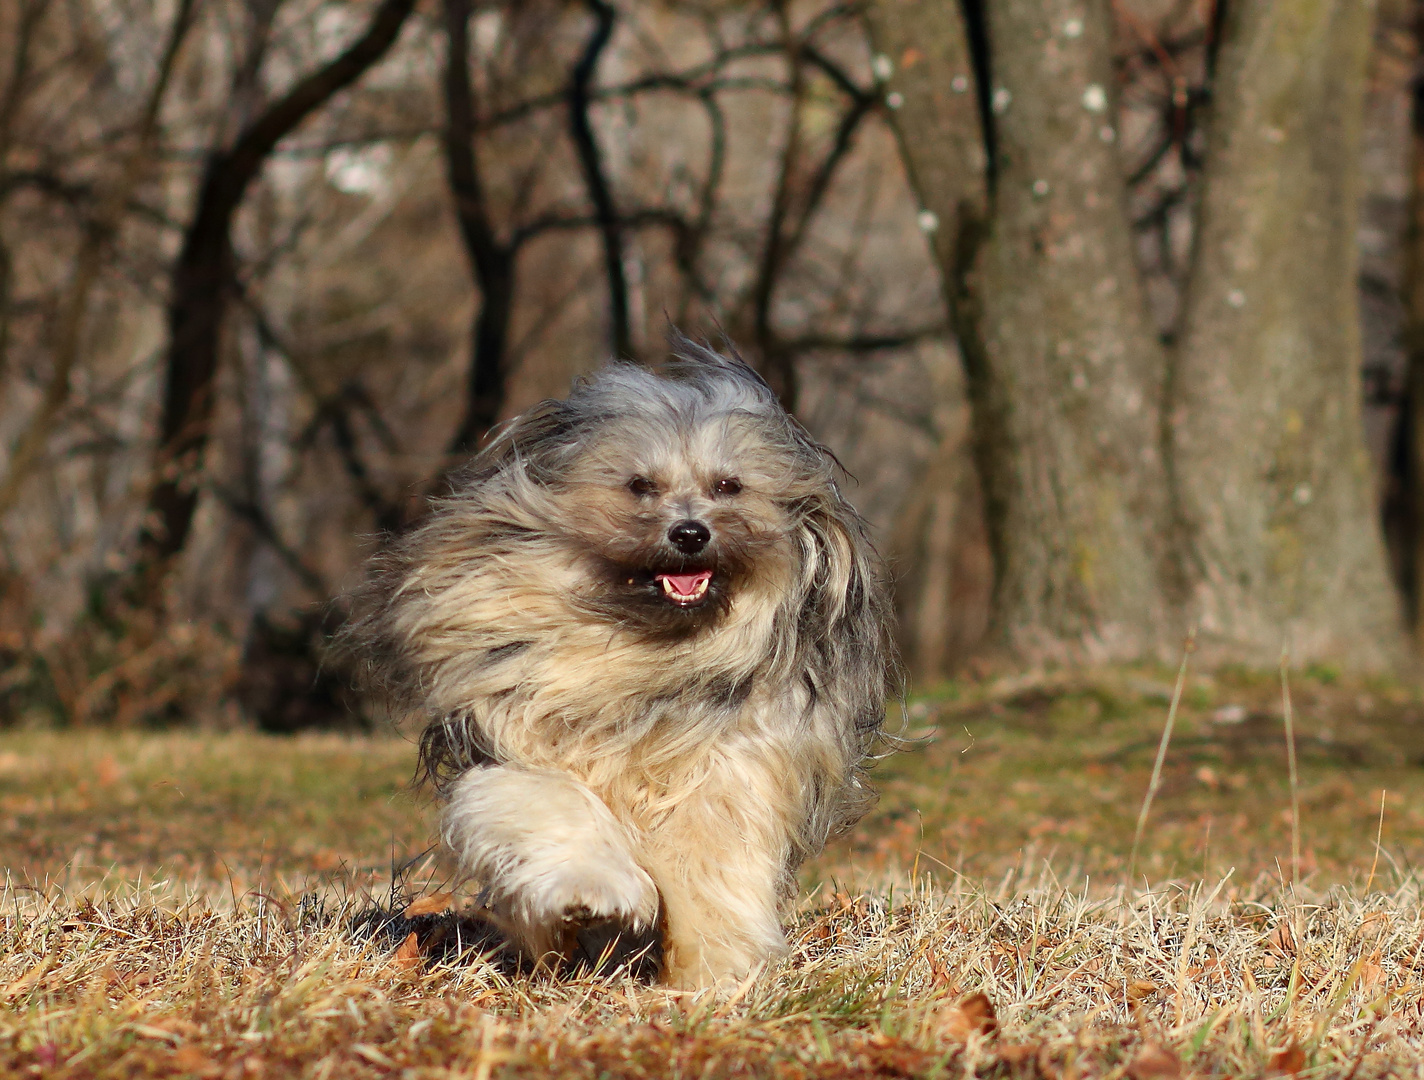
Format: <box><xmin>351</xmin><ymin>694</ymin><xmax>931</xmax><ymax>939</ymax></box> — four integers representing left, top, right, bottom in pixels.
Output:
<box><xmin>0</xmin><ymin>0</ymin><xmax>1418</xmax><ymax>731</ymax></box>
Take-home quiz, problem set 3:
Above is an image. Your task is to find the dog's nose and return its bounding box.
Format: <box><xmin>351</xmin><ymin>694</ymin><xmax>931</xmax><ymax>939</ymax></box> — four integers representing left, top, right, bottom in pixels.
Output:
<box><xmin>667</xmin><ymin>520</ymin><xmax>711</xmax><ymax>555</ymax></box>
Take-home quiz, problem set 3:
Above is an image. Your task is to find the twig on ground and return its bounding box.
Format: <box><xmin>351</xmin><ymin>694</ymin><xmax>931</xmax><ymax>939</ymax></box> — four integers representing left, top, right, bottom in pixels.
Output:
<box><xmin>1366</xmin><ymin>788</ymin><xmax>1387</xmax><ymax>894</ymax></box>
<box><xmin>1126</xmin><ymin>626</ymin><xmax>1197</xmax><ymax>889</ymax></box>
<box><xmin>1279</xmin><ymin>647</ymin><xmax>1301</xmax><ymax>889</ymax></box>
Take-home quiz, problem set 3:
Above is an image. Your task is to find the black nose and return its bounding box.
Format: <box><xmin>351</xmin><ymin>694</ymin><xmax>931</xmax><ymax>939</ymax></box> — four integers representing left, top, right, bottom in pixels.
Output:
<box><xmin>667</xmin><ymin>520</ymin><xmax>711</xmax><ymax>555</ymax></box>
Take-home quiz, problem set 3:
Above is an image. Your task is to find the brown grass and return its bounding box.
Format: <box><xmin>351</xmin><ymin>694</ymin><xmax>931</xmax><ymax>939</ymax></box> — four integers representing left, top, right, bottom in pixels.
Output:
<box><xmin>4</xmin><ymin>666</ymin><xmax>1424</xmax><ymax>1077</ymax></box>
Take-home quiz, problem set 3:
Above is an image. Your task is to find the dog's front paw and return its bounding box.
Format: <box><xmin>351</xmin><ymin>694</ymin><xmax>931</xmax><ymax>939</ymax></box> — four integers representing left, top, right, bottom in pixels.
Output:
<box><xmin>509</xmin><ymin>853</ymin><xmax>660</xmax><ymax>932</ymax></box>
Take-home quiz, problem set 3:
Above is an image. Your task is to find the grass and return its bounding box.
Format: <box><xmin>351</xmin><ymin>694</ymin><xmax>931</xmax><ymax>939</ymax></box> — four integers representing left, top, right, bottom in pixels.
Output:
<box><xmin>4</xmin><ymin>666</ymin><xmax>1424</xmax><ymax>1077</ymax></box>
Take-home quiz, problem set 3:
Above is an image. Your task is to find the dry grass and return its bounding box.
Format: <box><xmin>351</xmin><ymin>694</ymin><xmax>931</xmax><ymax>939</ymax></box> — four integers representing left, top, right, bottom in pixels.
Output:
<box><xmin>4</xmin><ymin>667</ymin><xmax>1424</xmax><ymax>1077</ymax></box>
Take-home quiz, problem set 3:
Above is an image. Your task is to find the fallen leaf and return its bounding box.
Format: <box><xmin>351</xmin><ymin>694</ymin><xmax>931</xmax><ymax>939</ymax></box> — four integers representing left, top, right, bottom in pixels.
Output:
<box><xmin>998</xmin><ymin>1042</ymin><xmax>1042</xmax><ymax>1065</ymax></box>
<box><xmin>2</xmin><ymin>960</ymin><xmax>48</xmax><ymax>1000</ymax></box>
<box><xmin>1359</xmin><ymin>912</ymin><xmax>1391</xmax><ymax>940</ymax></box>
<box><xmin>927</xmin><ymin>949</ymin><xmax>957</xmax><ymax>992</ymax></box>
<box><xmin>1127</xmin><ymin>1042</ymin><xmax>1182</xmax><ymax>1080</ymax></box>
<box><xmin>1266</xmin><ymin>922</ymin><xmax>1296</xmax><ymax>957</ymax></box>
<box><xmin>1359</xmin><ymin>948</ymin><xmax>1385</xmax><ymax>990</ymax></box>
<box><xmin>403</xmin><ymin>892</ymin><xmax>454</xmax><ymax>918</ymax></box>
<box><xmin>1128</xmin><ymin>979</ymin><xmax>1160</xmax><ymax>1000</ymax></box>
<box><xmin>395</xmin><ymin>931</ymin><xmax>422</xmax><ymax>969</ymax></box>
<box><xmin>936</xmin><ymin>991</ymin><xmax>998</xmax><ymax>1042</ymax></box>
<box><xmin>1271</xmin><ymin>1041</ymin><xmax>1306</xmax><ymax>1076</ymax></box>
<box><xmin>170</xmin><ymin>1044</ymin><xmax>220</xmax><ymax>1077</ymax></box>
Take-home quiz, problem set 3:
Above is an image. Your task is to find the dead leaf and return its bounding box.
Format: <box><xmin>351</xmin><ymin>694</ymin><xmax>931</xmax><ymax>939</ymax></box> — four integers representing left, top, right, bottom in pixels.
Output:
<box><xmin>1359</xmin><ymin>948</ymin><xmax>1385</xmax><ymax>990</ymax></box>
<box><xmin>403</xmin><ymin>892</ymin><xmax>454</xmax><ymax>918</ymax></box>
<box><xmin>1127</xmin><ymin>979</ymin><xmax>1160</xmax><ymax>1001</ymax></box>
<box><xmin>927</xmin><ymin>949</ymin><xmax>957</xmax><ymax>992</ymax></box>
<box><xmin>1186</xmin><ymin>957</ymin><xmax>1229</xmax><ymax>985</ymax></box>
<box><xmin>998</xmin><ymin>1042</ymin><xmax>1042</xmax><ymax>1065</ymax></box>
<box><xmin>169</xmin><ymin>1044</ymin><xmax>220</xmax><ymax>1077</ymax></box>
<box><xmin>2</xmin><ymin>960</ymin><xmax>48</xmax><ymax>1000</ymax></box>
<box><xmin>395</xmin><ymin>931</ymin><xmax>422</xmax><ymax>969</ymax></box>
<box><xmin>1127</xmin><ymin>1042</ymin><xmax>1182</xmax><ymax>1080</ymax></box>
<box><xmin>1359</xmin><ymin>912</ymin><xmax>1391</xmax><ymax>941</ymax></box>
<box><xmin>1271</xmin><ymin>1041</ymin><xmax>1307</xmax><ymax>1076</ymax></box>
<box><xmin>1266</xmin><ymin>922</ymin><xmax>1296</xmax><ymax>957</ymax></box>
<box><xmin>936</xmin><ymin>991</ymin><xmax>998</xmax><ymax>1042</ymax></box>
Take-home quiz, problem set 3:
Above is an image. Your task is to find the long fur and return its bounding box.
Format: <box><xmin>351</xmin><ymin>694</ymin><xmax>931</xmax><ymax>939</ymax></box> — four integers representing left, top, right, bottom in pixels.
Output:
<box><xmin>347</xmin><ymin>336</ymin><xmax>896</xmax><ymax>987</ymax></box>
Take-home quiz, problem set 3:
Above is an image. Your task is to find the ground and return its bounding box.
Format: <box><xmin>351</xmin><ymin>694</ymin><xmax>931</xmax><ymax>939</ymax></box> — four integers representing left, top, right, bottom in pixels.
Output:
<box><xmin>3</xmin><ymin>665</ymin><xmax>1424</xmax><ymax>1077</ymax></box>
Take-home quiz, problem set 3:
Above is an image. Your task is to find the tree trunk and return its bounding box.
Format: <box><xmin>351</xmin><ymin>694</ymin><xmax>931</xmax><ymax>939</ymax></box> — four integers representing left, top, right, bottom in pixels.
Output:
<box><xmin>442</xmin><ymin>0</ymin><xmax>516</xmax><ymax>456</ymax></box>
<box><xmin>1393</xmin><ymin>0</ymin><xmax>1424</xmax><ymax>648</ymax></box>
<box><xmin>864</xmin><ymin>0</ymin><xmax>988</xmax><ymax>677</ymax></box>
<box><xmin>138</xmin><ymin>0</ymin><xmax>418</xmax><ymax>585</ymax></box>
<box><xmin>568</xmin><ymin>0</ymin><xmax>630</xmax><ymax>361</ymax></box>
<box><xmin>1171</xmin><ymin>0</ymin><xmax>1400</xmax><ymax>666</ymax></box>
<box><xmin>871</xmin><ymin>0</ymin><xmax>1172</xmax><ymax>663</ymax></box>
<box><xmin>971</xmin><ymin>0</ymin><xmax>1172</xmax><ymax>661</ymax></box>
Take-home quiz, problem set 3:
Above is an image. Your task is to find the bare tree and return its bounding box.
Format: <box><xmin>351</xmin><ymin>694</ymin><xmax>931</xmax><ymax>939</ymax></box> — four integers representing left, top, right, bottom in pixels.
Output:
<box><xmin>0</xmin><ymin>0</ymin><xmax>197</xmax><ymax>516</ymax></box>
<box><xmin>137</xmin><ymin>0</ymin><xmax>420</xmax><ymax>592</ymax></box>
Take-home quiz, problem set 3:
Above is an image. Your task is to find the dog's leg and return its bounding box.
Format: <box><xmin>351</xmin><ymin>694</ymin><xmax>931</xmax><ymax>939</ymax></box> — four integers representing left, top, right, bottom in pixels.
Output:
<box><xmin>443</xmin><ymin>765</ymin><xmax>661</xmax><ymax>970</ymax></box>
<box><xmin>636</xmin><ymin>756</ymin><xmax>794</xmax><ymax>989</ymax></box>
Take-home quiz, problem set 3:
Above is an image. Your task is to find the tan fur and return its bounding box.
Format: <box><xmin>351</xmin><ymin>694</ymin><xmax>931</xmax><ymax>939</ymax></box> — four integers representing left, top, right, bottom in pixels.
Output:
<box><xmin>347</xmin><ymin>337</ymin><xmax>896</xmax><ymax>988</ymax></box>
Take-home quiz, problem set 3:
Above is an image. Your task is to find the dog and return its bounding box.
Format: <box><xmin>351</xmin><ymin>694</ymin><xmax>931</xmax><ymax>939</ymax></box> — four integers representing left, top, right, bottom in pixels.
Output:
<box><xmin>350</xmin><ymin>336</ymin><xmax>895</xmax><ymax>988</ymax></box>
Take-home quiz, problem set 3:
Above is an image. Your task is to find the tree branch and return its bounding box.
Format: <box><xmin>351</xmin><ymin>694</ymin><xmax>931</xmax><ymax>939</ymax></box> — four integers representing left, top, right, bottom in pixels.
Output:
<box><xmin>139</xmin><ymin>0</ymin><xmax>419</xmax><ymax>576</ymax></box>
<box><xmin>0</xmin><ymin>0</ymin><xmax>198</xmax><ymax>518</ymax></box>
<box><xmin>568</xmin><ymin>0</ymin><xmax>631</xmax><ymax>359</ymax></box>
<box><xmin>443</xmin><ymin>0</ymin><xmax>517</xmax><ymax>455</ymax></box>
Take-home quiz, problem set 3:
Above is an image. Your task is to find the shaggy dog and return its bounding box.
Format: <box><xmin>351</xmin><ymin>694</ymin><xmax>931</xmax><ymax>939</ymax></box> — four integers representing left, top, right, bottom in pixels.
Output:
<box><xmin>351</xmin><ymin>337</ymin><xmax>894</xmax><ymax>988</ymax></box>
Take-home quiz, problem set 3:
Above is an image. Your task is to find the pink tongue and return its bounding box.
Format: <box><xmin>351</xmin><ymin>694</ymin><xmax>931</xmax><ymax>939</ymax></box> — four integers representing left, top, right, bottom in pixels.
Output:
<box><xmin>660</xmin><ymin>571</ymin><xmax>711</xmax><ymax>595</ymax></box>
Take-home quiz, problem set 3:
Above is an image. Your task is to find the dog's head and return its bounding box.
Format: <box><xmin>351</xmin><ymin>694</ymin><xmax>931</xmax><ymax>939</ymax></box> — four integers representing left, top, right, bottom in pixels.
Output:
<box><xmin>467</xmin><ymin>337</ymin><xmax>842</xmax><ymax>639</ymax></box>
<box><xmin>353</xmin><ymin>333</ymin><xmax>896</xmax><ymax>844</ymax></box>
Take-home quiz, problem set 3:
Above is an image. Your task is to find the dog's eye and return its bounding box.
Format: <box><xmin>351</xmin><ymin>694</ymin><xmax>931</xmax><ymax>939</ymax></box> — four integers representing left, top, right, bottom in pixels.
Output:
<box><xmin>714</xmin><ymin>477</ymin><xmax>743</xmax><ymax>496</ymax></box>
<box><xmin>627</xmin><ymin>476</ymin><xmax>657</xmax><ymax>498</ymax></box>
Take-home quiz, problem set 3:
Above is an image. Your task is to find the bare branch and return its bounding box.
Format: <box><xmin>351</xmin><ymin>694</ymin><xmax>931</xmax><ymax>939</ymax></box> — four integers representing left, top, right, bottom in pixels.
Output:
<box><xmin>140</xmin><ymin>0</ymin><xmax>420</xmax><ymax>576</ymax></box>
<box><xmin>208</xmin><ymin>482</ymin><xmax>328</xmax><ymax>596</ymax></box>
<box><xmin>443</xmin><ymin>0</ymin><xmax>517</xmax><ymax>455</ymax></box>
<box><xmin>568</xmin><ymin>0</ymin><xmax>631</xmax><ymax>359</ymax></box>
<box><xmin>751</xmin><ymin>2</ymin><xmax>805</xmax><ymax>409</ymax></box>
<box><xmin>0</xmin><ymin>0</ymin><xmax>199</xmax><ymax>517</ymax></box>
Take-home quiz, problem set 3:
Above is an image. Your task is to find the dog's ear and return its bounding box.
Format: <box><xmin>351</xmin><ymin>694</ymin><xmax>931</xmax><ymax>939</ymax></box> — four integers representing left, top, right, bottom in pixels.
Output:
<box><xmin>791</xmin><ymin>489</ymin><xmax>899</xmax><ymax>857</ymax></box>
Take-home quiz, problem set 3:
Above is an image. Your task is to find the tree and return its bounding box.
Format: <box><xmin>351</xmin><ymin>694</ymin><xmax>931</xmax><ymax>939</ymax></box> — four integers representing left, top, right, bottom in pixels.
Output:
<box><xmin>1401</xmin><ymin>0</ymin><xmax>1424</xmax><ymax>647</ymax></box>
<box><xmin>870</xmin><ymin>0</ymin><xmax>1400</xmax><ymax>667</ymax></box>
<box><xmin>0</xmin><ymin>0</ymin><xmax>197</xmax><ymax>516</ymax></box>
<box><xmin>1171</xmin><ymin>0</ymin><xmax>1398</xmax><ymax>665</ymax></box>
<box><xmin>138</xmin><ymin>0</ymin><xmax>419</xmax><ymax>590</ymax></box>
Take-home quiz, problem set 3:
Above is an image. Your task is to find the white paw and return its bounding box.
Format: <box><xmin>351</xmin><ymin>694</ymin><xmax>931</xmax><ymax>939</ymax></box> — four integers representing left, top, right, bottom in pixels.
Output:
<box><xmin>510</xmin><ymin>852</ymin><xmax>660</xmax><ymax>931</ymax></box>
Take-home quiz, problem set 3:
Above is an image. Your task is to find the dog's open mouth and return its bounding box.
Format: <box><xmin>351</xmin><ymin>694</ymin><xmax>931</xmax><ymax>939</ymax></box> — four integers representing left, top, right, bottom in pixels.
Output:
<box><xmin>655</xmin><ymin>570</ymin><xmax>712</xmax><ymax>606</ymax></box>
